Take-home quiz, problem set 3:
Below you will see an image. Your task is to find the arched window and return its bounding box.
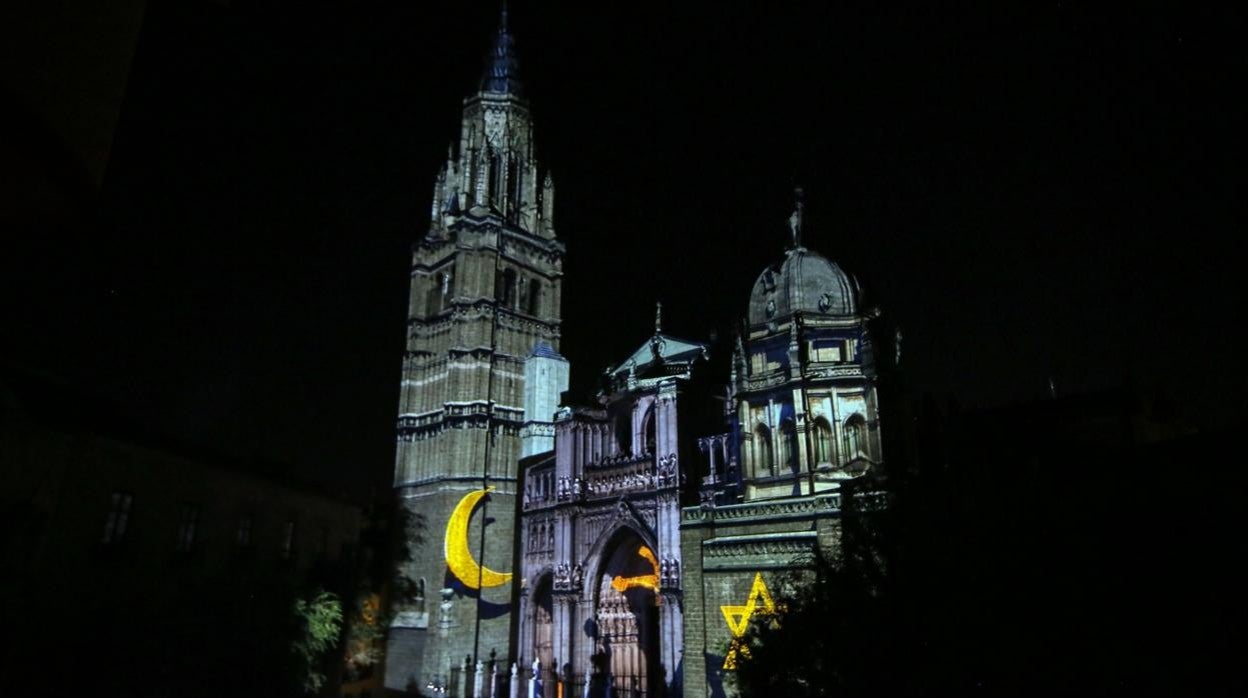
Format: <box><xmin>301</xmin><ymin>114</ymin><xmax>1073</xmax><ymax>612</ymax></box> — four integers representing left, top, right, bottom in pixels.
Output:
<box><xmin>426</xmin><ymin>271</ymin><xmax>450</xmax><ymax>316</ymax></box>
<box><xmin>779</xmin><ymin>419</ymin><xmax>798</xmax><ymax>473</ymax></box>
<box><xmin>754</xmin><ymin>424</ymin><xmax>774</xmax><ymax>476</ymax></box>
<box><xmin>496</xmin><ymin>268</ymin><xmax>517</xmax><ymax>308</ymax></box>
<box><xmin>508</xmin><ymin>155</ymin><xmax>522</xmax><ymax>220</ymax></box>
<box><xmin>488</xmin><ymin>152</ymin><xmax>502</xmax><ymax>204</ymax></box>
<box><xmin>643</xmin><ymin>407</ymin><xmax>657</xmax><ymax>455</ymax></box>
<box><xmin>813</xmin><ymin>417</ymin><xmax>833</xmax><ymax>464</ymax></box>
<box><xmin>526</xmin><ymin>279</ymin><xmax>541</xmax><ymax>315</ymax></box>
<box><xmin>843</xmin><ymin>414</ymin><xmax>866</xmax><ymax>461</ymax></box>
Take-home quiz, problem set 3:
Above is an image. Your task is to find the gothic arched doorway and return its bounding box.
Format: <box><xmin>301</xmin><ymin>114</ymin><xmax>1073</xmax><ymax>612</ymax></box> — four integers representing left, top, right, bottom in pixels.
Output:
<box><xmin>593</xmin><ymin>530</ymin><xmax>660</xmax><ymax>698</ymax></box>
<box><xmin>532</xmin><ymin>575</ymin><xmax>554</xmax><ymax>679</ymax></box>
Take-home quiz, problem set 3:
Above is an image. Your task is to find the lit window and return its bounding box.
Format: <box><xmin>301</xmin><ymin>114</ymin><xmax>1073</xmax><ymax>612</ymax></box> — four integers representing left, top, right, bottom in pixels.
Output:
<box><xmin>101</xmin><ymin>491</ymin><xmax>133</xmax><ymax>544</ymax></box>
<box><xmin>175</xmin><ymin>504</ymin><xmax>199</xmax><ymax>552</ymax></box>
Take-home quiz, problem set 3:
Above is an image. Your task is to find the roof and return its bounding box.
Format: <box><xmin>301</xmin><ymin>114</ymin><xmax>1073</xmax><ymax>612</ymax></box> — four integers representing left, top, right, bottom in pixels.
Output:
<box><xmin>529</xmin><ymin>340</ymin><xmax>567</xmax><ymax>361</ymax></box>
<box><xmin>747</xmin><ymin>246</ymin><xmax>860</xmax><ymax>326</ymax></box>
<box><xmin>608</xmin><ymin>333</ymin><xmax>708</xmax><ymax>379</ymax></box>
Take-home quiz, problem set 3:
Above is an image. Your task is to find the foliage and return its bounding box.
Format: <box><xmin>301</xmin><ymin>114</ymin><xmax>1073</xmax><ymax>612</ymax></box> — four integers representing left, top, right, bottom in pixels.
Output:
<box><xmin>343</xmin><ymin>496</ymin><xmax>425</xmax><ymax>681</ymax></box>
<box><xmin>292</xmin><ymin>589</ymin><xmax>345</xmax><ymax>694</ymax></box>
<box><xmin>345</xmin><ymin>592</ymin><xmax>385</xmax><ymax>670</ymax></box>
<box><xmin>733</xmin><ymin>546</ymin><xmax>896</xmax><ymax>698</ymax></box>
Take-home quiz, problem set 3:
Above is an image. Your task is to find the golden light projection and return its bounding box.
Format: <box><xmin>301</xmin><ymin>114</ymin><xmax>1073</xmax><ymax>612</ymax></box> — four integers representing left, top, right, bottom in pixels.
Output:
<box><xmin>610</xmin><ymin>545</ymin><xmax>660</xmax><ymax>593</ymax></box>
<box><xmin>444</xmin><ymin>487</ymin><xmax>513</xmax><ymax>589</ymax></box>
<box><xmin>720</xmin><ymin>572</ymin><xmax>776</xmax><ymax>670</ymax></box>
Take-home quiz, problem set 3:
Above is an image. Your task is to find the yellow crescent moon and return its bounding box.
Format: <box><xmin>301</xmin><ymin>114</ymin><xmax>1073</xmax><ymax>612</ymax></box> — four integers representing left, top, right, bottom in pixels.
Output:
<box><xmin>444</xmin><ymin>487</ymin><xmax>513</xmax><ymax>589</ymax></box>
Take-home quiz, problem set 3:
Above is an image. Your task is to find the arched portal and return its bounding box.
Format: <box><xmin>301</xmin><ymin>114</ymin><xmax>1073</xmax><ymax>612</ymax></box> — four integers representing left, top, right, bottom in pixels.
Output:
<box><xmin>532</xmin><ymin>575</ymin><xmax>554</xmax><ymax>679</ymax></box>
<box><xmin>593</xmin><ymin>529</ymin><xmax>660</xmax><ymax>697</ymax></box>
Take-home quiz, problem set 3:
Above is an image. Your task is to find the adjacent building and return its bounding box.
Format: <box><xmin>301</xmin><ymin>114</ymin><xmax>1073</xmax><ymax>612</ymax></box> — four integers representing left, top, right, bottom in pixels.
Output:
<box><xmin>0</xmin><ymin>363</ymin><xmax>364</xmax><ymax>698</ymax></box>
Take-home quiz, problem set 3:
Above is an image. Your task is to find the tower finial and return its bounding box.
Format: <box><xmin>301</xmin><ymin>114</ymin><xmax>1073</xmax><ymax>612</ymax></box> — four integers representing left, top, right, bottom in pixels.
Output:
<box><xmin>655</xmin><ymin>301</ymin><xmax>663</xmax><ymax>335</ymax></box>
<box><xmin>788</xmin><ymin>186</ymin><xmax>805</xmax><ymax>249</ymax></box>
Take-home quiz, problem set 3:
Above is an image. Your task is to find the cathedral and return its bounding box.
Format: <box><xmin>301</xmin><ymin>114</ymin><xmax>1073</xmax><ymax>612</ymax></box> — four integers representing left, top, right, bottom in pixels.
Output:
<box><xmin>386</xmin><ymin>8</ymin><xmax>887</xmax><ymax>698</ymax></box>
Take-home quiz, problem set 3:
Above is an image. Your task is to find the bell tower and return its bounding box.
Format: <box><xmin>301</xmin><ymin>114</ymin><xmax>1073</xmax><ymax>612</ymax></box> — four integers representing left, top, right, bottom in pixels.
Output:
<box><xmin>386</xmin><ymin>5</ymin><xmax>567</xmax><ymax>691</ymax></box>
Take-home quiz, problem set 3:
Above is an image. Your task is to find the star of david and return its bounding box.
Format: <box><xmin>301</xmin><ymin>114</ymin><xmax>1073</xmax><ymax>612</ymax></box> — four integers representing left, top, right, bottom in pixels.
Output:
<box><xmin>720</xmin><ymin>572</ymin><xmax>775</xmax><ymax>670</ymax></box>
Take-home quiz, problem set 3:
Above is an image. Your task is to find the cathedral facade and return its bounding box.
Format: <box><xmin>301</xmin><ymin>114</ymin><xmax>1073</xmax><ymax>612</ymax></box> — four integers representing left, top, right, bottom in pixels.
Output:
<box><xmin>514</xmin><ymin>315</ymin><xmax>720</xmax><ymax>696</ymax></box>
<box><xmin>387</xmin><ymin>10</ymin><xmax>888</xmax><ymax>698</ymax></box>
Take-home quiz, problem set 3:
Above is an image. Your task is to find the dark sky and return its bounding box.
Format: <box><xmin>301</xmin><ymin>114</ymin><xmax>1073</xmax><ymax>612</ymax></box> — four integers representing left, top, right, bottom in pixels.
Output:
<box><xmin>9</xmin><ymin>1</ymin><xmax>1244</xmax><ymax>498</ymax></box>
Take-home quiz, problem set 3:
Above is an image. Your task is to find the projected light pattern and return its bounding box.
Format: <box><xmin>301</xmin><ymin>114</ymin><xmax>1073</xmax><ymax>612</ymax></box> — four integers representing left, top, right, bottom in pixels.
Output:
<box><xmin>611</xmin><ymin>544</ymin><xmax>660</xmax><ymax>593</ymax></box>
<box><xmin>444</xmin><ymin>487</ymin><xmax>513</xmax><ymax>589</ymax></box>
<box><xmin>720</xmin><ymin>572</ymin><xmax>776</xmax><ymax>670</ymax></box>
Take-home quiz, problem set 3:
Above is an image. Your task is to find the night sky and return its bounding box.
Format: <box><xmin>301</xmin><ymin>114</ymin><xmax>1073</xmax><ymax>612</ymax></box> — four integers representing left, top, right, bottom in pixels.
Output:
<box><xmin>8</xmin><ymin>1</ymin><xmax>1243</xmax><ymax>499</ymax></box>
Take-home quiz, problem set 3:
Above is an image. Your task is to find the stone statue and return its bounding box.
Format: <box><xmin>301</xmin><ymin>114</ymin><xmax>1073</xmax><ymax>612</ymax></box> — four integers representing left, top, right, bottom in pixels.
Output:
<box><xmin>788</xmin><ymin>186</ymin><xmax>805</xmax><ymax>248</ymax></box>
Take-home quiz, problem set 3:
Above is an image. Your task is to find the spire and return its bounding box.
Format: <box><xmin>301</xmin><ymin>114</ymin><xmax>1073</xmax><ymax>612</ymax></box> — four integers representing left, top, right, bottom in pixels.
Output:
<box><xmin>787</xmin><ymin>186</ymin><xmax>805</xmax><ymax>249</ymax></box>
<box><xmin>650</xmin><ymin>300</ymin><xmax>666</xmax><ymax>362</ymax></box>
<box><xmin>481</xmin><ymin>1</ymin><xmax>523</xmax><ymax>95</ymax></box>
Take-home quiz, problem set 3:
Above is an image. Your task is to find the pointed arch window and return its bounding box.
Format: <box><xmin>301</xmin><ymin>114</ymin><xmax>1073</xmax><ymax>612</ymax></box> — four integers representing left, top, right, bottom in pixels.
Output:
<box><xmin>488</xmin><ymin>151</ymin><xmax>503</xmax><ymax>205</ymax></box>
<box><xmin>779</xmin><ymin>419</ymin><xmax>798</xmax><ymax>473</ymax></box>
<box><xmin>813</xmin><ymin>417</ymin><xmax>833</xmax><ymax>464</ymax></box>
<box><xmin>427</xmin><ymin>269</ymin><xmax>452</xmax><ymax>315</ymax></box>
<box><xmin>643</xmin><ymin>407</ymin><xmax>657</xmax><ymax>455</ymax></box>
<box><xmin>754</xmin><ymin>424</ymin><xmax>774</xmax><ymax>477</ymax></box>
<box><xmin>843</xmin><ymin>414</ymin><xmax>866</xmax><ymax>462</ymax></box>
<box><xmin>508</xmin><ymin>154</ymin><xmax>522</xmax><ymax>220</ymax></box>
<box><xmin>526</xmin><ymin>279</ymin><xmax>541</xmax><ymax>315</ymax></box>
<box><xmin>496</xmin><ymin>268</ymin><xmax>517</xmax><ymax>309</ymax></box>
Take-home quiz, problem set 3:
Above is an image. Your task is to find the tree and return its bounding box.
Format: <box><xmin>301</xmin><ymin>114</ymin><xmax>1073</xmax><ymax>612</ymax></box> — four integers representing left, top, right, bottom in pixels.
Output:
<box><xmin>293</xmin><ymin>589</ymin><xmax>344</xmax><ymax>694</ymax></box>
<box><xmin>732</xmin><ymin>546</ymin><xmax>897</xmax><ymax>698</ymax></box>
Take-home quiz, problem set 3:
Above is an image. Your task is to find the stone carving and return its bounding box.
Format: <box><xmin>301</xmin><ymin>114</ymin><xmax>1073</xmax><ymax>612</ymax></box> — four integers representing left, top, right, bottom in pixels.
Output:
<box><xmin>553</xmin><ymin>561</ymin><xmax>571</xmax><ymax>590</ymax></box>
<box><xmin>703</xmin><ymin>537</ymin><xmax>815</xmax><ymax>559</ymax></box>
<box><xmin>438</xmin><ymin>587</ymin><xmax>455</xmax><ymax>632</ymax></box>
<box><xmin>659</xmin><ymin>557</ymin><xmax>681</xmax><ymax>589</ymax></box>
<box><xmin>682</xmin><ymin>494</ymin><xmax>842</xmax><ymax>523</ymax></box>
<box><xmin>656</xmin><ymin>454</ymin><xmax>681</xmax><ymax>486</ymax></box>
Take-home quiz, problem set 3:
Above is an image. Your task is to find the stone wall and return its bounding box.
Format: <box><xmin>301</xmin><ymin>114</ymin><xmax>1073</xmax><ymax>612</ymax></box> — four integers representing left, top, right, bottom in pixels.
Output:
<box><xmin>680</xmin><ymin>495</ymin><xmax>843</xmax><ymax>698</ymax></box>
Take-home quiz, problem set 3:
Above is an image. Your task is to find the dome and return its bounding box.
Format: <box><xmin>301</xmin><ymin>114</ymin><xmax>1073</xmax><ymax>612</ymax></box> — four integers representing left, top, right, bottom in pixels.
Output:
<box><xmin>747</xmin><ymin>247</ymin><xmax>860</xmax><ymax>326</ymax></box>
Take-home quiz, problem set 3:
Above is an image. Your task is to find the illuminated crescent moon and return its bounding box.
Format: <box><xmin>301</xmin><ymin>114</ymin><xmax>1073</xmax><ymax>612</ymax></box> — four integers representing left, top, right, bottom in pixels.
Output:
<box><xmin>445</xmin><ymin>487</ymin><xmax>513</xmax><ymax>590</ymax></box>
